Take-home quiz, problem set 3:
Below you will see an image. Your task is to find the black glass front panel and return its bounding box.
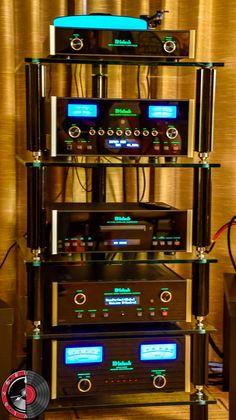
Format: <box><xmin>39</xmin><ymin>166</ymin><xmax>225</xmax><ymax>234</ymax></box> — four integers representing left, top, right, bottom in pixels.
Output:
<box><xmin>51</xmin><ymin>203</ymin><xmax>191</xmax><ymax>254</ymax></box>
<box><xmin>52</xmin><ymin>28</ymin><xmax>194</xmax><ymax>59</ymax></box>
<box><xmin>45</xmin><ymin>97</ymin><xmax>193</xmax><ymax>157</ymax></box>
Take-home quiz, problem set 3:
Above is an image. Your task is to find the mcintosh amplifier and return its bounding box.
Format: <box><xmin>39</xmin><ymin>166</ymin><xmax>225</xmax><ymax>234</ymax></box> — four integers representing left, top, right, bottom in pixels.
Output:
<box><xmin>44</xmin><ymin>97</ymin><xmax>195</xmax><ymax>157</ymax></box>
<box><xmin>42</xmin><ymin>264</ymin><xmax>192</xmax><ymax>327</ymax></box>
<box><xmin>48</xmin><ymin>334</ymin><xmax>190</xmax><ymax>399</ymax></box>
<box><xmin>49</xmin><ymin>15</ymin><xmax>195</xmax><ymax>60</ymax></box>
<box><xmin>51</xmin><ymin>202</ymin><xmax>192</xmax><ymax>254</ymax></box>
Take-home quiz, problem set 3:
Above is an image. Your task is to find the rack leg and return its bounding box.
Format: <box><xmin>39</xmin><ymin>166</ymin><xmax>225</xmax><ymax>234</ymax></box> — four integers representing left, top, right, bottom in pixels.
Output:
<box><xmin>190</xmin><ymin>404</ymin><xmax>208</xmax><ymax>420</ymax></box>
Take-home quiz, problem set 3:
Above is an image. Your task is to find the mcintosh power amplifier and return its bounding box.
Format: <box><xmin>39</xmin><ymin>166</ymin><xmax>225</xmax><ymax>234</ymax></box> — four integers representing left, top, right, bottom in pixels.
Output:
<box><xmin>51</xmin><ymin>202</ymin><xmax>192</xmax><ymax>254</ymax></box>
<box><xmin>41</xmin><ymin>264</ymin><xmax>192</xmax><ymax>327</ymax></box>
<box><xmin>48</xmin><ymin>334</ymin><xmax>190</xmax><ymax>399</ymax></box>
<box><xmin>44</xmin><ymin>97</ymin><xmax>195</xmax><ymax>157</ymax></box>
<box><xmin>49</xmin><ymin>15</ymin><xmax>195</xmax><ymax>60</ymax></box>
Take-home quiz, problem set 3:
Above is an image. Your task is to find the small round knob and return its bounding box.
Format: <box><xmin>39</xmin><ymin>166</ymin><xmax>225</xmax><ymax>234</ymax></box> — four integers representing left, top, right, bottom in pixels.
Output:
<box><xmin>153</xmin><ymin>375</ymin><xmax>167</xmax><ymax>389</ymax></box>
<box><xmin>116</xmin><ymin>129</ymin><xmax>123</xmax><ymax>136</ymax></box>
<box><xmin>74</xmin><ymin>293</ymin><xmax>86</xmax><ymax>305</ymax></box>
<box><xmin>98</xmin><ymin>129</ymin><xmax>105</xmax><ymax>136</ymax></box>
<box><xmin>77</xmin><ymin>378</ymin><xmax>92</xmax><ymax>393</ymax></box>
<box><xmin>89</xmin><ymin>128</ymin><xmax>96</xmax><ymax>136</ymax></box>
<box><xmin>71</xmin><ymin>37</ymin><xmax>84</xmax><ymax>51</ymax></box>
<box><xmin>151</xmin><ymin>130</ymin><xmax>158</xmax><ymax>137</ymax></box>
<box><xmin>134</xmin><ymin>129</ymin><xmax>141</xmax><ymax>137</ymax></box>
<box><xmin>166</xmin><ymin>127</ymin><xmax>178</xmax><ymax>140</ymax></box>
<box><xmin>107</xmin><ymin>129</ymin><xmax>114</xmax><ymax>136</ymax></box>
<box><xmin>68</xmin><ymin>125</ymin><xmax>81</xmax><ymax>138</ymax></box>
<box><xmin>143</xmin><ymin>130</ymin><xmax>149</xmax><ymax>137</ymax></box>
<box><xmin>124</xmin><ymin>129</ymin><xmax>132</xmax><ymax>137</ymax></box>
<box><xmin>160</xmin><ymin>290</ymin><xmax>172</xmax><ymax>303</ymax></box>
<box><xmin>163</xmin><ymin>40</ymin><xmax>176</xmax><ymax>54</ymax></box>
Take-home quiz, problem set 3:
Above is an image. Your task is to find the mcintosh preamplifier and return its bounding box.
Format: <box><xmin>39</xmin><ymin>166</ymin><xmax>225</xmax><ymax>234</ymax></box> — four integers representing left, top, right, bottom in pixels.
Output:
<box><xmin>48</xmin><ymin>334</ymin><xmax>190</xmax><ymax>398</ymax></box>
<box><xmin>49</xmin><ymin>15</ymin><xmax>195</xmax><ymax>60</ymax></box>
<box><xmin>40</xmin><ymin>264</ymin><xmax>192</xmax><ymax>327</ymax></box>
<box><xmin>51</xmin><ymin>202</ymin><xmax>192</xmax><ymax>254</ymax></box>
<box><xmin>43</xmin><ymin>97</ymin><xmax>195</xmax><ymax>157</ymax></box>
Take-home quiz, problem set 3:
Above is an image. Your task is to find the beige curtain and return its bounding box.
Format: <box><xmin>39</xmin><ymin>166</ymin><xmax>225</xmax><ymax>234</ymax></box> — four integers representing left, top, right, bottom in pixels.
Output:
<box><xmin>0</xmin><ymin>0</ymin><xmax>234</xmax><ymax>359</ymax></box>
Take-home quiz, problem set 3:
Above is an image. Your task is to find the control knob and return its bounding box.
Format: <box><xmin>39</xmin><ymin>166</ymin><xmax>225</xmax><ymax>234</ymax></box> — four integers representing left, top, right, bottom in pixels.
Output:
<box><xmin>77</xmin><ymin>378</ymin><xmax>92</xmax><ymax>393</ymax></box>
<box><xmin>89</xmin><ymin>128</ymin><xmax>96</xmax><ymax>136</ymax></box>
<box><xmin>134</xmin><ymin>129</ymin><xmax>141</xmax><ymax>137</ymax></box>
<box><xmin>143</xmin><ymin>130</ymin><xmax>149</xmax><ymax>137</ymax></box>
<box><xmin>71</xmin><ymin>37</ymin><xmax>84</xmax><ymax>51</ymax></box>
<box><xmin>98</xmin><ymin>129</ymin><xmax>105</xmax><ymax>136</ymax></box>
<box><xmin>107</xmin><ymin>129</ymin><xmax>114</xmax><ymax>136</ymax></box>
<box><xmin>153</xmin><ymin>375</ymin><xmax>167</xmax><ymax>389</ymax></box>
<box><xmin>116</xmin><ymin>129</ymin><xmax>123</xmax><ymax>136</ymax></box>
<box><xmin>124</xmin><ymin>129</ymin><xmax>132</xmax><ymax>137</ymax></box>
<box><xmin>160</xmin><ymin>290</ymin><xmax>172</xmax><ymax>303</ymax></box>
<box><xmin>166</xmin><ymin>127</ymin><xmax>178</xmax><ymax>140</ymax></box>
<box><xmin>74</xmin><ymin>293</ymin><xmax>86</xmax><ymax>305</ymax></box>
<box><xmin>163</xmin><ymin>40</ymin><xmax>176</xmax><ymax>54</ymax></box>
<box><xmin>68</xmin><ymin>125</ymin><xmax>81</xmax><ymax>138</ymax></box>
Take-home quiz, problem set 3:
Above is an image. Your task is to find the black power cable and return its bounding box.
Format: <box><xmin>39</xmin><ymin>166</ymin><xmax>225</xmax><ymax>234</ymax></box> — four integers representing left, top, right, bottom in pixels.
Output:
<box><xmin>0</xmin><ymin>242</ymin><xmax>17</xmax><ymax>269</ymax></box>
<box><xmin>227</xmin><ymin>215</ymin><xmax>236</xmax><ymax>272</ymax></box>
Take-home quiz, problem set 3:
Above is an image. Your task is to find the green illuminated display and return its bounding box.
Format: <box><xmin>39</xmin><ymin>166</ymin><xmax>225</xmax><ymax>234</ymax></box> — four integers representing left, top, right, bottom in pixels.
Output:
<box><xmin>110</xmin><ymin>360</ymin><xmax>134</xmax><ymax>371</ymax></box>
<box><xmin>107</xmin><ymin>215</ymin><xmax>138</xmax><ymax>224</ymax></box>
<box><xmin>108</xmin><ymin>39</ymin><xmax>138</xmax><ymax>48</ymax></box>
<box><xmin>109</xmin><ymin>107</ymin><xmax>137</xmax><ymax>117</ymax></box>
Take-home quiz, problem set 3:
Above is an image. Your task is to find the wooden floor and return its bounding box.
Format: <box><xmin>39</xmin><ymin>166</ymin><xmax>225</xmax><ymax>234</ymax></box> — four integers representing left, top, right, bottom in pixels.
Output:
<box><xmin>43</xmin><ymin>387</ymin><xmax>229</xmax><ymax>420</ymax></box>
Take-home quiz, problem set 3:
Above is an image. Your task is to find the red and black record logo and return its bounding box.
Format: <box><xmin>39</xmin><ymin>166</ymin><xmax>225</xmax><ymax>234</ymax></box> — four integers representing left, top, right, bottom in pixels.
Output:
<box><xmin>1</xmin><ymin>370</ymin><xmax>50</xmax><ymax>419</ymax></box>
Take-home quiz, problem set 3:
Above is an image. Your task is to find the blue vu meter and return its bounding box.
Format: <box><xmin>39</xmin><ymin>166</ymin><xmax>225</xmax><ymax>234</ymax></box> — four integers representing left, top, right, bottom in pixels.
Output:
<box><xmin>65</xmin><ymin>346</ymin><xmax>103</xmax><ymax>364</ymax></box>
<box><xmin>148</xmin><ymin>105</ymin><xmax>177</xmax><ymax>119</ymax></box>
<box><xmin>67</xmin><ymin>103</ymin><xmax>98</xmax><ymax>118</ymax></box>
<box><xmin>140</xmin><ymin>343</ymin><xmax>177</xmax><ymax>361</ymax></box>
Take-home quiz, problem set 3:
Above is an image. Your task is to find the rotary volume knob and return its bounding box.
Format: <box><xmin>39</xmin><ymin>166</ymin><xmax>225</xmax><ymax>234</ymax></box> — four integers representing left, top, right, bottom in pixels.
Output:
<box><xmin>74</xmin><ymin>293</ymin><xmax>86</xmax><ymax>305</ymax></box>
<box><xmin>153</xmin><ymin>375</ymin><xmax>167</xmax><ymax>389</ymax></box>
<box><xmin>160</xmin><ymin>290</ymin><xmax>172</xmax><ymax>303</ymax></box>
<box><xmin>163</xmin><ymin>40</ymin><xmax>176</xmax><ymax>54</ymax></box>
<box><xmin>70</xmin><ymin>37</ymin><xmax>84</xmax><ymax>51</ymax></box>
<box><xmin>77</xmin><ymin>378</ymin><xmax>92</xmax><ymax>393</ymax></box>
<box><xmin>68</xmin><ymin>125</ymin><xmax>81</xmax><ymax>138</ymax></box>
<box><xmin>166</xmin><ymin>127</ymin><xmax>178</xmax><ymax>140</ymax></box>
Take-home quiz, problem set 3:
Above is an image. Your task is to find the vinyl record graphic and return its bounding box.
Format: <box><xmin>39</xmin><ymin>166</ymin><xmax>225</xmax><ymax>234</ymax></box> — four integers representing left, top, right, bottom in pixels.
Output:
<box><xmin>1</xmin><ymin>370</ymin><xmax>50</xmax><ymax>419</ymax></box>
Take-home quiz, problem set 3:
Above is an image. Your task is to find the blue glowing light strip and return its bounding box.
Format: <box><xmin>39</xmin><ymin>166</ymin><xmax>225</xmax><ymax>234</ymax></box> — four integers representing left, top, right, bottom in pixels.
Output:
<box><xmin>53</xmin><ymin>15</ymin><xmax>148</xmax><ymax>30</ymax></box>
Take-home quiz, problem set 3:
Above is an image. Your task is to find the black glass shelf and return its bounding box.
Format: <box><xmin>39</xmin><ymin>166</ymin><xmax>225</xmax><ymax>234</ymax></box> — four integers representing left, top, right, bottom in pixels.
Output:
<box><xmin>45</xmin><ymin>388</ymin><xmax>216</xmax><ymax>410</ymax></box>
<box><xmin>16</xmin><ymin>154</ymin><xmax>221</xmax><ymax>169</ymax></box>
<box><xmin>26</xmin><ymin>321</ymin><xmax>216</xmax><ymax>340</ymax></box>
<box><xmin>25</xmin><ymin>56</ymin><xmax>224</xmax><ymax>68</ymax></box>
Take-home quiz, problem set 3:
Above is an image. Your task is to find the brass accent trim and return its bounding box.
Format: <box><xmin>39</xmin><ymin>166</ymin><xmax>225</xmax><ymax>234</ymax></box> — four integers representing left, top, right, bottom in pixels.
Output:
<box><xmin>185</xmin><ymin>335</ymin><xmax>191</xmax><ymax>392</ymax></box>
<box><xmin>51</xmin><ymin>340</ymin><xmax>57</xmax><ymax>399</ymax></box>
<box><xmin>50</xmin><ymin>25</ymin><xmax>55</xmax><ymax>55</ymax></box>
<box><xmin>187</xmin><ymin>99</ymin><xmax>195</xmax><ymax>158</ymax></box>
<box><xmin>52</xmin><ymin>210</ymin><xmax>58</xmax><ymax>254</ymax></box>
<box><xmin>186</xmin><ymin>209</ymin><xmax>193</xmax><ymax>252</ymax></box>
<box><xmin>185</xmin><ymin>279</ymin><xmax>192</xmax><ymax>322</ymax></box>
<box><xmin>52</xmin><ymin>282</ymin><xmax>58</xmax><ymax>326</ymax></box>
<box><xmin>51</xmin><ymin>96</ymin><xmax>57</xmax><ymax>157</ymax></box>
<box><xmin>189</xmin><ymin>30</ymin><xmax>196</xmax><ymax>59</ymax></box>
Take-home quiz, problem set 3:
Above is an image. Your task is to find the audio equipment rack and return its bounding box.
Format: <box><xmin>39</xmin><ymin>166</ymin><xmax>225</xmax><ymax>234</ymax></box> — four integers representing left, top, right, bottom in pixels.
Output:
<box><xmin>18</xmin><ymin>15</ymin><xmax>224</xmax><ymax>420</ymax></box>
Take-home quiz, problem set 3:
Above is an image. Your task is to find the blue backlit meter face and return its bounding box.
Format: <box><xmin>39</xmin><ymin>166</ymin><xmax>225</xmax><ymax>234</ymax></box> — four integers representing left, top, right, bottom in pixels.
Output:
<box><xmin>67</xmin><ymin>104</ymin><xmax>98</xmax><ymax>118</ymax></box>
<box><xmin>65</xmin><ymin>346</ymin><xmax>103</xmax><ymax>364</ymax></box>
<box><xmin>148</xmin><ymin>105</ymin><xmax>177</xmax><ymax>119</ymax></box>
<box><xmin>140</xmin><ymin>343</ymin><xmax>177</xmax><ymax>361</ymax></box>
